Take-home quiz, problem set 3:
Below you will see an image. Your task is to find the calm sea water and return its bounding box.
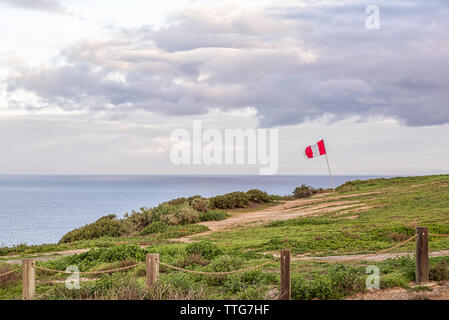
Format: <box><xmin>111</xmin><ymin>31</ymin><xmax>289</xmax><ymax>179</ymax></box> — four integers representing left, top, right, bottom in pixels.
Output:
<box><xmin>0</xmin><ymin>175</ymin><xmax>389</xmax><ymax>247</ymax></box>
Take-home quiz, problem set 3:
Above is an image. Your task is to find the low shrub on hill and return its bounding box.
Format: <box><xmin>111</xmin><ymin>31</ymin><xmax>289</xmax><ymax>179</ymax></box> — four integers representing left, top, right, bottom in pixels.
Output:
<box><xmin>191</xmin><ymin>197</ymin><xmax>210</xmax><ymax>213</ymax></box>
<box><xmin>369</xmin><ymin>225</ymin><xmax>415</xmax><ymax>242</ymax></box>
<box><xmin>140</xmin><ymin>221</ymin><xmax>169</xmax><ymax>235</ymax></box>
<box><xmin>293</xmin><ymin>185</ymin><xmax>317</xmax><ymax>199</ymax></box>
<box><xmin>157</xmin><ymin>203</ymin><xmax>200</xmax><ymax>225</ymax></box>
<box><xmin>430</xmin><ymin>260</ymin><xmax>449</xmax><ymax>281</ymax></box>
<box><xmin>185</xmin><ymin>241</ymin><xmax>222</xmax><ymax>260</ymax></box>
<box><xmin>245</xmin><ymin>189</ymin><xmax>272</xmax><ymax>203</ymax></box>
<box><xmin>59</xmin><ymin>215</ymin><xmax>130</xmax><ymax>243</ymax></box>
<box><xmin>291</xmin><ymin>264</ymin><xmax>363</xmax><ymax>300</ymax></box>
<box><xmin>209</xmin><ymin>192</ymin><xmax>249</xmax><ymax>209</ymax></box>
<box><xmin>199</xmin><ymin>210</ymin><xmax>229</xmax><ymax>222</ymax></box>
<box><xmin>41</xmin><ymin>244</ymin><xmax>146</xmax><ymax>271</ymax></box>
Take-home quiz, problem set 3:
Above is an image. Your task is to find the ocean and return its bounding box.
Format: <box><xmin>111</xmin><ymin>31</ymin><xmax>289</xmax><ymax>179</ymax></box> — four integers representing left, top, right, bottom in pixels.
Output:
<box><xmin>0</xmin><ymin>175</ymin><xmax>389</xmax><ymax>247</ymax></box>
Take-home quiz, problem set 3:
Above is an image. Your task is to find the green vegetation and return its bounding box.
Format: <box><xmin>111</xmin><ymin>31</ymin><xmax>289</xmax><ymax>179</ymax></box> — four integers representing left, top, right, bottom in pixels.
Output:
<box><xmin>1</xmin><ymin>174</ymin><xmax>449</xmax><ymax>300</ymax></box>
<box><xmin>199</xmin><ymin>210</ymin><xmax>229</xmax><ymax>222</ymax></box>
<box><xmin>58</xmin><ymin>188</ymin><xmax>274</xmax><ymax>243</ymax></box>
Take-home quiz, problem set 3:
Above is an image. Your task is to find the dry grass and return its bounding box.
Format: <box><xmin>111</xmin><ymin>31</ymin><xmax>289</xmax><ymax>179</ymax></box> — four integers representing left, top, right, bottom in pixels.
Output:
<box><xmin>0</xmin><ymin>264</ymin><xmax>20</xmax><ymax>288</ymax></box>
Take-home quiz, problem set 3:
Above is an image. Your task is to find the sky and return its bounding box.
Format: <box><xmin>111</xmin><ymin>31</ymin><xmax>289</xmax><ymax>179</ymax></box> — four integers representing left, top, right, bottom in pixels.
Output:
<box><xmin>0</xmin><ymin>0</ymin><xmax>448</xmax><ymax>175</ymax></box>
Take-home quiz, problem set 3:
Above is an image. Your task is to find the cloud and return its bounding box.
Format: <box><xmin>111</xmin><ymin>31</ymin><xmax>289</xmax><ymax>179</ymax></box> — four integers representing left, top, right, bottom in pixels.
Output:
<box><xmin>5</xmin><ymin>0</ymin><xmax>449</xmax><ymax>127</ymax></box>
<box><xmin>0</xmin><ymin>0</ymin><xmax>72</xmax><ymax>15</ymax></box>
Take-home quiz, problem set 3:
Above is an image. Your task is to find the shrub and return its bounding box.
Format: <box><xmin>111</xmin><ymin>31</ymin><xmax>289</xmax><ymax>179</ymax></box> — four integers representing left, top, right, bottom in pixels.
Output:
<box><xmin>141</xmin><ymin>221</ymin><xmax>169</xmax><ymax>235</ymax></box>
<box><xmin>44</xmin><ymin>273</ymin><xmax>147</xmax><ymax>300</ymax></box>
<box><xmin>191</xmin><ymin>197</ymin><xmax>210</xmax><ymax>213</ymax></box>
<box><xmin>199</xmin><ymin>210</ymin><xmax>229</xmax><ymax>222</ymax></box>
<box><xmin>41</xmin><ymin>244</ymin><xmax>146</xmax><ymax>271</ymax></box>
<box><xmin>123</xmin><ymin>208</ymin><xmax>153</xmax><ymax>231</ymax></box>
<box><xmin>59</xmin><ymin>215</ymin><xmax>130</xmax><ymax>243</ymax></box>
<box><xmin>293</xmin><ymin>185</ymin><xmax>317</xmax><ymax>199</ymax></box>
<box><xmin>205</xmin><ymin>255</ymin><xmax>244</xmax><ymax>285</ymax></box>
<box><xmin>381</xmin><ymin>272</ymin><xmax>410</xmax><ymax>289</ymax></box>
<box><xmin>0</xmin><ymin>264</ymin><xmax>20</xmax><ymax>288</ymax></box>
<box><xmin>207</xmin><ymin>255</ymin><xmax>244</xmax><ymax>273</ymax></box>
<box><xmin>430</xmin><ymin>261</ymin><xmax>449</xmax><ymax>281</ymax></box>
<box><xmin>291</xmin><ymin>265</ymin><xmax>363</xmax><ymax>300</ymax></box>
<box><xmin>291</xmin><ymin>275</ymin><xmax>335</xmax><ymax>300</ymax></box>
<box><xmin>209</xmin><ymin>192</ymin><xmax>249</xmax><ymax>209</ymax></box>
<box><xmin>245</xmin><ymin>189</ymin><xmax>272</xmax><ymax>203</ymax></box>
<box><xmin>185</xmin><ymin>241</ymin><xmax>222</xmax><ymax>260</ymax></box>
<box><xmin>157</xmin><ymin>203</ymin><xmax>200</xmax><ymax>225</ymax></box>
<box><xmin>370</xmin><ymin>226</ymin><xmax>415</xmax><ymax>242</ymax></box>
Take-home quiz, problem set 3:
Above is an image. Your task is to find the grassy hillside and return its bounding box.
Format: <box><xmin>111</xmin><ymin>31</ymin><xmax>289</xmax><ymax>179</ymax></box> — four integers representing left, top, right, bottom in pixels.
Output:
<box><xmin>1</xmin><ymin>174</ymin><xmax>449</xmax><ymax>300</ymax></box>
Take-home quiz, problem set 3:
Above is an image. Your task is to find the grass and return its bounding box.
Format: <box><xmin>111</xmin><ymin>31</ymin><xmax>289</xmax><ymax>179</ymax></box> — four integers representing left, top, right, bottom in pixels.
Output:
<box><xmin>1</xmin><ymin>174</ymin><xmax>449</xmax><ymax>300</ymax></box>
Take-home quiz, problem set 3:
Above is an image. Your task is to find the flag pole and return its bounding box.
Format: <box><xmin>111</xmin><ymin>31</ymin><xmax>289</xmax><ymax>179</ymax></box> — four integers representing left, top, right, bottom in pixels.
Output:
<box><xmin>324</xmin><ymin>152</ymin><xmax>335</xmax><ymax>191</ymax></box>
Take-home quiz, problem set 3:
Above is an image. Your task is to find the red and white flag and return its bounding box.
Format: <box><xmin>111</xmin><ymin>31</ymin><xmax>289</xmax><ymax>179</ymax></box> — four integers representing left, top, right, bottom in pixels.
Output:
<box><xmin>304</xmin><ymin>139</ymin><xmax>327</xmax><ymax>159</ymax></box>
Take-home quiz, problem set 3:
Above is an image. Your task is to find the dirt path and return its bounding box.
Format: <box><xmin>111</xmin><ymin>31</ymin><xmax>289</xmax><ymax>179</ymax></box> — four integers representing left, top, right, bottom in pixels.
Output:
<box><xmin>269</xmin><ymin>249</ymin><xmax>449</xmax><ymax>263</ymax></box>
<box><xmin>348</xmin><ymin>281</ymin><xmax>449</xmax><ymax>300</ymax></box>
<box><xmin>175</xmin><ymin>192</ymin><xmax>379</xmax><ymax>242</ymax></box>
<box><xmin>2</xmin><ymin>248</ymin><xmax>90</xmax><ymax>264</ymax></box>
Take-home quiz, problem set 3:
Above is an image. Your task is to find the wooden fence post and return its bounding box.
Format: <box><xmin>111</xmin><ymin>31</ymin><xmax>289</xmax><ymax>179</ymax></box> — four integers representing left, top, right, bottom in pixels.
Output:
<box><xmin>146</xmin><ymin>253</ymin><xmax>159</xmax><ymax>287</ymax></box>
<box><xmin>22</xmin><ymin>259</ymin><xmax>35</xmax><ymax>300</ymax></box>
<box><xmin>415</xmin><ymin>226</ymin><xmax>429</xmax><ymax>285</ymax></box>
<box><xmin>280</xmin><ymin>249</ymin><xmax>291</xmax><ymax>300</ymax></box>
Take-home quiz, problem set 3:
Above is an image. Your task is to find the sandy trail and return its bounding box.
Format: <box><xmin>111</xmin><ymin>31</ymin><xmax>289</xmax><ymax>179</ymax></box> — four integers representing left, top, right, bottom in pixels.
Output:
<box><xmin>348</xmin><ymin>281</ymin><xmax>449</xmax><ymax>300</ymax></box>
<box><xmin>175</xmin><ymin>192</ymin><xmax>379</xmax><ymax>242</ymax></box>
<box><xmin>2</xmin><ymin>249</ymin><xmax>89</xmax><ymax>264</ymax></box>
<box><xmin>268</xmin><ymin>249</ymin><xmax>449</xmax><ymax>263</ymax></box>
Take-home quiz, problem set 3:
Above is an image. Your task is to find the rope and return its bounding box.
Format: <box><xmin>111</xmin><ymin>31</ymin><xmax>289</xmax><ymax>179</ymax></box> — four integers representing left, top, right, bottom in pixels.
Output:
<box><xmin>0</xmin><ymin>267</ymin><xmax>20</xmax><ymax>279</ymax></box>
<box><xmin>429</xmin><ymin>234</ymin><xmax>449</xmax><ymax>237</ymax></box>
<box><xmin>159</xmin><ymin>259</ymin><xmax>279</xmax><ymax>276</ymax></box>
<box><xmin>297</xmin><ymin>235</ymin><xmax>417</xmax><ymax>264</ymax></box>
<box><xmin>35</xmin><ymin>262</ymin><xmax>144</xmax><ymax>275</ymax></box>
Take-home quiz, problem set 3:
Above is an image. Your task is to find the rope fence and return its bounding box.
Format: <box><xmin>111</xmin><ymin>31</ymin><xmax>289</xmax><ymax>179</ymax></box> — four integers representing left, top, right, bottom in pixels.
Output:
<box><xmin>0</xmin><ymin>267</ymin><xmax>20</xmax><ymax>279</ymax></box>
<box><xmin>159</xmin><ymin>259</ymin><xmax>279</xmax><ymax>276</ymax></box>
<box><xmin>34</xmin><ymin>262</ymin><xmax>144</xmax><ymax>275</ymax></box>
<box><xmin>1</xmin><ymin>226</ymin><xmax>449</xmax><ymax>300</ymax></box>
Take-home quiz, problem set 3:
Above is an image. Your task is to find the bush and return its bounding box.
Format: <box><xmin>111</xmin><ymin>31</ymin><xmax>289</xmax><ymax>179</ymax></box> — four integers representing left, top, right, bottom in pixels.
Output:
<box><xmin>291</xmin><ymin>265</ymin><xmax>363</xmax><ymax>300</ymax></box>
<box><xmin>185</xmin><ymin>241</ymin><xmax>222</xmax><ymax>260</ymax></box>
<box><xmin>430</xmin><ymin>261</ymin><xmax>449</xmax><ymax>281</ymax></box>
<box><xmin>370</xmin><ymin>226</ymin><xmax>415</xmax><ymax>242</ymax></box>
<box><xmin>270</xmin><ymin>195</ymin><xmax>282</xmax><ymax>201</ymax></box>
<box><xmin>44</xmin><ymin>273</ymin><xmax>147</xmax><ymax>300</ymax></box>
<box><xmin>123</xmin><ymin>208</ymin><xmax>153</xmax><ymax>231</ymax></box>
<box><xmin>41</xmin><ymin>244</ymin><xmax>146</xmax><ymax>271</ymax></box>
<box><xmin>199</xmin><ymin>210</ymin><xmax>229</xmax><ymax>222</ymax></box>
<box><xmin>59</xmin><ymin>215</ymin><xmax>130</xmax><ymax>243</ymax></box>
<box><xmin>245</xmin><ymin>189</ymin><xmax>272</xmax><ymax>203</ymax></box>
<box><xmin>140</xmin><ymin>221</ymin><xmax>169</xmax><ymax>235</ymax></box>
<box><xmin>207</xmin><ymin>255</ymin><xmax>244</xmax><ymax>273</ymax></box>
<box><xmin>157</xmin><ymin>203</ymin><xmax>200</xmax><ymax>225</ymax></box>
<box><xmin>191</xmin><ymin>197</ymin><xmax>210</xmax><ymax>213</ymax></box>
<box><xmin>293</xmin><ymin>185</ymin><xmax>317</xmax><ymax>199</ymax></box>
<box><xmin>0</xmin><ymin>264</ymin><xmax>20</xmax><ymax>288</ymax></box>
<box><xmin>209</xmin><ymin>192</ymin><xmax>249</xmax><ymax>209</ymax></box>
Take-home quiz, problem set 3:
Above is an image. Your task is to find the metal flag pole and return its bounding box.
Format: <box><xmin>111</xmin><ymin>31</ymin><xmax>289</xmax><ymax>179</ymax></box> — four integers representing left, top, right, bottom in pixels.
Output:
<box><xmin>323</xmin><ymin>142</ymin><xmax>335</xmax><ymax>190</ymax></box>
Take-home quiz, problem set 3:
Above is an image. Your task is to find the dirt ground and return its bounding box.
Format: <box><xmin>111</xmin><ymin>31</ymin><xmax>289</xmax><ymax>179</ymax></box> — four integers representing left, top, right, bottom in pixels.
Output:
<box><xmin>175</xmin><ymin>192</ymin><xmax>377</xmax><ymax>242</ymax></box>
<box><xmin>348</xmin><ymin>281</ymin><xmax>449</xmax><ymax>300</ymax></box>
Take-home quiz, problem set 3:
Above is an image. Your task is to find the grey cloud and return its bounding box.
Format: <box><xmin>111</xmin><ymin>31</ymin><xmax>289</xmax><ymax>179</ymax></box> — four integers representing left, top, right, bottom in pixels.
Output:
<box><xmin>0</xmin><ymin>0</ymin><xmax>71</xmax><ymax>15</ymax></box>
<box><xmin>6</xmin><ymin>0</ymin><xmax>449</xmax><ymax>127</ymax></box>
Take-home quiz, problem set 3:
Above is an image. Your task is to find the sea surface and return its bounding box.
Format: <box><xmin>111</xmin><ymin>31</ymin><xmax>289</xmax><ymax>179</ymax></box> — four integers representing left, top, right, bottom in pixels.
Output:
<box><xmin>0</xmin><ymin>175</ymin><xmax>390</xmax><ymax>247</ymax></box>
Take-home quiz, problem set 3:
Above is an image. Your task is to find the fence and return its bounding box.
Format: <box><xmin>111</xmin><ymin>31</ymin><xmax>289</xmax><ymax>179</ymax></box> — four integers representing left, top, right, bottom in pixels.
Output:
<box><xmin>0</xmin><ymin>226</ymin><xmax>447</xmax><ymax>300</ymax></box>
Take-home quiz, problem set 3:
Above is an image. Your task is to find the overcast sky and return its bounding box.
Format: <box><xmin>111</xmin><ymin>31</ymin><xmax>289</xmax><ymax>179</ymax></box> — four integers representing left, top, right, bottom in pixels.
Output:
<box><xmin>0</xmin><ymin>0</ymin><xmax>448</xmax><ymax>175</ymax></box>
